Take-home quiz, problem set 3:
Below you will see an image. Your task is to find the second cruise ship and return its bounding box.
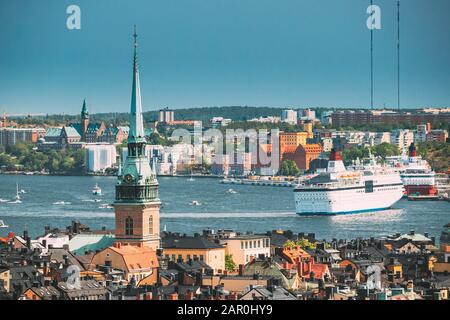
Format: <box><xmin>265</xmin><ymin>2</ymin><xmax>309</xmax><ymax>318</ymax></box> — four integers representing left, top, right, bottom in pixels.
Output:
<box><xmin>294</xmin><ymin>149</ymin><xmax>404</xmax><ymax>215</ymax></box>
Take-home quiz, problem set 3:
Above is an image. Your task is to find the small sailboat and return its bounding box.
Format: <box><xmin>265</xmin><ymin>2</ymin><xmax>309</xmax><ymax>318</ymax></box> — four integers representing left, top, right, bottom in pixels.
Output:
<box><xmin>187</xmin><ymin>171</ymin><xmax>195</xmax><ymax>182</ymax></box>
<box><xmin>0</xmin><ymin>220</ymin><xmax>8</xmax><ymax>228</ymax></box>
<box><xmin>8</xmin><ymin>184</ymin><xmax>22</xmax><ymax>204</ymax></box>
<box><xmin>92</xmin><ymin>183</ymin><xmax>102</xmax><ymax>196</ymax></box>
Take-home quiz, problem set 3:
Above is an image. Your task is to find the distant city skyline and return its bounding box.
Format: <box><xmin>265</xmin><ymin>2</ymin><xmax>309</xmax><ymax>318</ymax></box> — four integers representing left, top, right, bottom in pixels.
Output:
<box><xmin>0</xmin><ymin>0</ymin><xmax>449</xmax><ymax>115</ymax></box>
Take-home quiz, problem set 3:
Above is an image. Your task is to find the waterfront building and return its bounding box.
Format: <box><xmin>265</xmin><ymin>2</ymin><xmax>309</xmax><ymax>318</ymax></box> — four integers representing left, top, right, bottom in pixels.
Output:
<box><xmin>0</xmin><ymin>127</ymin><xmax>45</xmax><ymax>147</ymax></box>
<box><xmin>211</xmin><ymin>152</ymin><xmax>252</xmax><ymax>177</ymax></box>
<box><xmin>293</xmin><ymin>143</ymin><xmax>323</xmax><ymax>172</ymax></box>
<box><xmin>39</xmin><ymin>101</ymin><xmax>127</xmax><ymax>151</ymax></box>
<box><xmin>279</xmin><ymin>131</ymin><xmax>308</xmax><ymax>164</ymax></box>
<box><xmin>281</xmin><ymin>109</ymin><xmax>298</xmax><ymax>125</ymax></box>
<box><xmin>71</xmin><ymin>99</ymin><xmax>107</xmax><ymax>143</ymax></box>
<box><xmin>114</xmin><ymin>28</ymin><xmax>161</xmax><ymax>250</ymax></box>
<box><xmin>85</xmin><ymin>143</ymin><xmax>117</xmax><ymax>172</ymax></box>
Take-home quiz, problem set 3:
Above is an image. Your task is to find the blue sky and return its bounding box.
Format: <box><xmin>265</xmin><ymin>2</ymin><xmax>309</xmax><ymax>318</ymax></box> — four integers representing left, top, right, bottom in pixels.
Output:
<box><xmin>0</xmin><ymin>0</ymin><xmax>449</xmax><ymax>115</ymax></box>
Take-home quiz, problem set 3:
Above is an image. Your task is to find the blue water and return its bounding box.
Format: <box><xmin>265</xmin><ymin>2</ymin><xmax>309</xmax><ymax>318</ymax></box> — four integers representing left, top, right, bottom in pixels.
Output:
<box><xmin>0</xmin><ymin>175</ymin><xmax>449</xmax><ymax>240</ymax></box>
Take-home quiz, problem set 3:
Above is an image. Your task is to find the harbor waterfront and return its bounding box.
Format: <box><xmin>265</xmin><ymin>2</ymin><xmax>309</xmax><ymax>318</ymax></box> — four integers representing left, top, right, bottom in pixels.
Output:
<box><xmin>0</xmin><ymin>174</ymin><xmax>449</xmax><ymax>240</ymax></box>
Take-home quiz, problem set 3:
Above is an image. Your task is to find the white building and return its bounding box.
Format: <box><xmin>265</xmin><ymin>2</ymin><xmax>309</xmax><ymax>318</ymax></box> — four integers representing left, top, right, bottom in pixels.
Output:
<box><xmin>281</xmin><ymin>109</ymin><xmax>298</xmax><ymax>125</ymax></box>
<box><xmin>220</xmin><ymin>235</ymin><xmax>271</xmax><ymax>265</ymax></box>
<box><xmin>248</xmin><ymin>116</ymin><xmax>281</xmax><ymax>123</ymax></box>
<box><xmin>86</xmin><ymin>144</ymin><xmax>117</xmax><ymax>172</ymax></box>
<box><xmin>415</xmin><ymin>124</ymin><xmax>429</xmax><ymax>143</ymax></box>
<box><xmin>391</xmin><ymin>130</ymin><xmax>414</xmax><ymax>153</ymax></box>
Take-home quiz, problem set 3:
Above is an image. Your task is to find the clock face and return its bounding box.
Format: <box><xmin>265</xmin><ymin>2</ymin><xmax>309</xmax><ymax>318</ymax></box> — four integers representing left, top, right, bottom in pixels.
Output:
<box><xmin>124</xmin><ymin>174</ymin><xmax>134</xmax><ymax>183</ymax></box>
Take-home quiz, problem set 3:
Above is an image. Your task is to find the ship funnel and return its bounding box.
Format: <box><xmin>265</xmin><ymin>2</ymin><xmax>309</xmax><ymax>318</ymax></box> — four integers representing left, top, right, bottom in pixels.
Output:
<box><xmin>408</xmin><ymin>143</ymin><xmax>417</xmax><ymax>157</ymax></box>
<box><xmin>327</xmin><ymin>148</ymin><xmax>346</xmax><ymax>173</ymax></box>
<box><xmin>330</xmin><ymin>149</ymin><xmax>342</xmax><ymax>161</ymax></box>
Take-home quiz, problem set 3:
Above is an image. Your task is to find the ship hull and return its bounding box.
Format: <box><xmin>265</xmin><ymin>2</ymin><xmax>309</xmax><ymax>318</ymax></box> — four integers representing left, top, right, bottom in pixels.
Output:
<box><xmin>294</xmin><ymin>183</ymin><xmax>404</xmax><ymax>216</ymax></box>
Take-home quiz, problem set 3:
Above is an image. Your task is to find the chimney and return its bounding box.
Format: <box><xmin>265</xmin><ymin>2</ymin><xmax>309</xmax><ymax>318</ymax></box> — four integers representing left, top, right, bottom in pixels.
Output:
<box><xmin>26</xmin><ymin>237</ymin><xmax>31</xmax><ymax>249</ymax></box>
<box><xmin>63</xmin><ymin>255</ymin><xmax>69</xmax><ymax>267</ymax></box>
<box><xmin>238</xmin><ymin>264</ymin><xmax>244</xmax><ymax>276</ymax></box>
<box><xmin>42</xmin><ymin>239</ymin><xmax>47</xmax><ymax>249</ymax></box>
<box><xmin>23</xmin><ymin>230</ymin><xmax>28</xmax><ymax>239</ymax></box>
<box><xmin>410</xmin><ymin>230</ymin><xmax>415</xmax><ymax>236</ymax></box>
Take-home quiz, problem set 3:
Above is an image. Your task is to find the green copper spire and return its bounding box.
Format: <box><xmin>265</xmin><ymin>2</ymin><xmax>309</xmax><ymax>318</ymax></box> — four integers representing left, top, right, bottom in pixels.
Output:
<box><xmin>81</xmin><ymin>98</ymin><xmax>89</xmax><ymax>119</ymax></box>
<box><xmin>128</xmin><ymin>25</ymin><xmax>145</xmax><ymax>144</ymax></box>
<box><xmin>115</xmin><ymin>26</ymin><xmax>159</xmax><ymax>204</ymax></box>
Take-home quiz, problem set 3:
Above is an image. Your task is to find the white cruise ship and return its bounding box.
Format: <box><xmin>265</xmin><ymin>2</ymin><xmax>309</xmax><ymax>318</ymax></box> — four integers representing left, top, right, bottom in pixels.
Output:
<box><xmin>385</xmin><ymin>143</ymin><xmax>437</xmax><ymax>197</ymax></box>
<box><xmin>294</xmin><ymin>150</ymin><xmax>404</xmax><ymax>215</ymax></box>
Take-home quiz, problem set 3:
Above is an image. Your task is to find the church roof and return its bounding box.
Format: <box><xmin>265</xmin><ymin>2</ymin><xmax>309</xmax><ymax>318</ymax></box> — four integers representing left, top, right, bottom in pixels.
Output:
<box><xmin>63</xmin><ymin>126</ymin><xmax>81</xmax><ymax>138</ymax></box>
<box><xmin>45</xmin><ymin>127</ymin><xmax>62</xmax><ymax>137</ymax></box>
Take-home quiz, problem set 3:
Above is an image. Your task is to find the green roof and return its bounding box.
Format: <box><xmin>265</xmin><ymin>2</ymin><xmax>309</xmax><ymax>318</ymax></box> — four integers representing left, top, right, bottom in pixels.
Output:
<box><xmin>45</xmin><ymin>127</ymin><xmax>62</xmax><ymax>137</ymax></box>
<box><xmin>71</xmin><ymin>234</ymin><xmax>115</xmax><ymax>255</ymax></box>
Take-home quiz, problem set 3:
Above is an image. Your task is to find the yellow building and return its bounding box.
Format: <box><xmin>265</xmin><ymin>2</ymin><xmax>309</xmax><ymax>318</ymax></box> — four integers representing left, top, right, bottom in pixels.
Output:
<box><xmin>386</xmin><ymin>258</ymin><xmax>403</xmax><ymax>280</ymax></box>
<box><xmin>162</xmin><ymin>236</ymin><xmax>225</xmax><ymax>274</ymax></box>
<box><xmin>0</xmin><ymin>268</ymin><xmax>10</xmax><ymax>293</ymax></box>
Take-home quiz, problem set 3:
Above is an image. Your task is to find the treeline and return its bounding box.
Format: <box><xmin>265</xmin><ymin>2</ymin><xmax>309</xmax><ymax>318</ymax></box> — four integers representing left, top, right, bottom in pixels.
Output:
<box><xmin>0</xmin><ymin>143</ymin><xmax>85</xmax><ymax>174</ymax></box>
<box><xmin>12</xmin><ymin>106</ymin><xmax>290</xmax><ymax>126</ymax></box>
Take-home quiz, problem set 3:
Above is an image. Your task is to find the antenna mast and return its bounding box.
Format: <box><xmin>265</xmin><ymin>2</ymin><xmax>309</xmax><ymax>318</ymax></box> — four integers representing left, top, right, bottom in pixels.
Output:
<box><xmin>397</xmin><ymin>1</ymin><xmax>400</xmax><ymax>111</ymax></box>
<box><xmin>370</xmin><ymin>0</ymin><xmax>374</xmax><ymax>110</ymax></box>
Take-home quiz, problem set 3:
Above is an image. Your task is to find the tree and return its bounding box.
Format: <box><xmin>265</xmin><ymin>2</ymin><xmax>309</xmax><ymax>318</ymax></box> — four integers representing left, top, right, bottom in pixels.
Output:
<box><xmin>371</xmin><ymin>143</ymin><xmax>400</xmax><ymax>159</ymax></box>
<box><xmin>225</xmin><ymin>254</ymin><xmax>237</xmax><ymax>272</ymax></box>
<box><xmin>280</xmin><ymin>160</ymin><xmax>300</xmax><ymax>176</ymax></box>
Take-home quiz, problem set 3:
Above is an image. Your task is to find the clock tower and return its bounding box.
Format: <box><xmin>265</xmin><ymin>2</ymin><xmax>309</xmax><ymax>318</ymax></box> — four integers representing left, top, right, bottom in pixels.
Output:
<box><xmin>114</xmin><ymin>27</ymin><xmax>161</xmax><ymax>250</ymax></box>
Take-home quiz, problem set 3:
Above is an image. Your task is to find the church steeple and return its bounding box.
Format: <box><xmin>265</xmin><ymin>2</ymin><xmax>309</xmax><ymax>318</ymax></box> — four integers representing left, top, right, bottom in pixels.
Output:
<box><xmin>129</xmin><ymin>25</ymin><xmax>145</xmax><ymax>145</ymax></box>
<box><xmin>114</xmin><ymin>27</ymin><xmax>160</xmax><ymax>250</ymax></box>
<box><xmin>81</xmin><ymin>98</ymin><xmax>89</xmax><ymax>141</ymax></box>
<box><xmin>81</xmin><ymin>98</ymin><xmax>89</xmax><ymax>120</ymax></box>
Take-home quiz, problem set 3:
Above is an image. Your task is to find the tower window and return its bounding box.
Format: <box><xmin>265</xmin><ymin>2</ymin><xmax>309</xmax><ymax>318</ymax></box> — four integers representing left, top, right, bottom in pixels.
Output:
<box><xmin>125</xmin><ymin>216</ymin><xmax>134</xmax><ymax>235</ymax></box>
<box><xmin>149</xmin><ymin>216</ymin><xmax>153</xmax><ymax>234</ymax></box>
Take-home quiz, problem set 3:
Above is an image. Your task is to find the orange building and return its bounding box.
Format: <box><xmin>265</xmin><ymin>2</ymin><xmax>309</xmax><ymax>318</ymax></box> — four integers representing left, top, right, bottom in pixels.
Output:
<box><xmin>296</xmin><ymin>144</ymin><xmax>323</xmax><ymax>171</ymax></box>
<box><xmin>90</xmin><ymin>242</ymin><xmax>159</xmax><ymax>284</ymax></box>
<box><xmin>279</xmin><ymin>132</ymin><xmax>308</xmax><ymax>165</ymax></box>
